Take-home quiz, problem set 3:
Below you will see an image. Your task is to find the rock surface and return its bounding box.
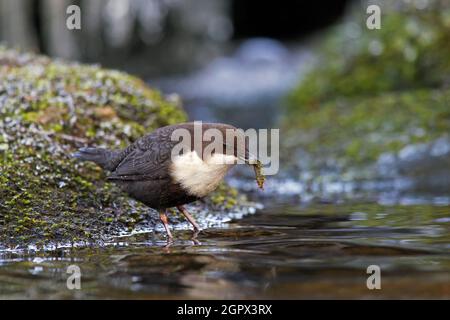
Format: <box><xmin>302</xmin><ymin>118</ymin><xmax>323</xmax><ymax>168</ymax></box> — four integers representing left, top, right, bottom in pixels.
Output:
<box><xmin>284</xmin><ymin>1</ymin><xmax>450</xmax><ymax>192</ymax></box>
<box><xmin>0</xmin><ymin>47</ymin><xmax>247</xmax><ymax>248</ymax></box>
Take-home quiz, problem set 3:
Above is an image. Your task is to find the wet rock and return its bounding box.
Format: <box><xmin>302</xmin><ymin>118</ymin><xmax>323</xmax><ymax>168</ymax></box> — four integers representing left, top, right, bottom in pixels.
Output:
<box><xmin>284</xmin><ymin>1</ymin><xmax>450</xmax><ymax>193</ymax></box>
<box><xmin>0</xmin><ymin>47</ymin><xmax>249</xmax><ymax>248</ymax></box>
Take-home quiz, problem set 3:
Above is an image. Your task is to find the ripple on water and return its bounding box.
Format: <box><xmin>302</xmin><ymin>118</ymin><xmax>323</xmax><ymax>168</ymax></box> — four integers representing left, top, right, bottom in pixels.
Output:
<box><xmin>0</xmin><ymin>201</ymin><xmax>449</xmax><ymax>299</ymax></box>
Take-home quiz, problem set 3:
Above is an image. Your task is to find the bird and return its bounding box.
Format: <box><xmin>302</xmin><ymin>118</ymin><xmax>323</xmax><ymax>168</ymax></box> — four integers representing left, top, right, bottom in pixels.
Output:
<box><xmin>73</xmin><ymin>122</ymin><xmax>260</xmax><ymax>239</ymax></box>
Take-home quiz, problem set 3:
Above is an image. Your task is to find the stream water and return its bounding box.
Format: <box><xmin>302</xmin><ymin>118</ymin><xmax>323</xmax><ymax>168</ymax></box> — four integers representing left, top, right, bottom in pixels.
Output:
<box><xmin>0</xmin><ymin>197</ymin><xmax>449</xmax><ymax>299</ymax></box>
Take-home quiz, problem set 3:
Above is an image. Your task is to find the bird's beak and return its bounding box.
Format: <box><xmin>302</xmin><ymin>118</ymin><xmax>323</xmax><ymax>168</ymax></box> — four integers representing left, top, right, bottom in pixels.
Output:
<box><xmin>237</xmin><ymin>149</ymin><xmax>258</xmax><ymax>165</ymax></box>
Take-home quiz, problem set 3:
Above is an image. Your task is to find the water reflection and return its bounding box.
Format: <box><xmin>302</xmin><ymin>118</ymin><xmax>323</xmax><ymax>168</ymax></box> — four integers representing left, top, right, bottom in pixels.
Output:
<box><xmin>0</xmin><ymin>201</ymin><xmax>449</xmax><ymax>299</ymax></box>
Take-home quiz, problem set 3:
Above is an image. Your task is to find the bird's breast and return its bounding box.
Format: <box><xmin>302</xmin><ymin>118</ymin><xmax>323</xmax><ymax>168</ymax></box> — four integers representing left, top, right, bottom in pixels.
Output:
<box><xmin>169</xmin><ymin>151</ymin><xmax>236</xmax><ymax>198</ymax></box>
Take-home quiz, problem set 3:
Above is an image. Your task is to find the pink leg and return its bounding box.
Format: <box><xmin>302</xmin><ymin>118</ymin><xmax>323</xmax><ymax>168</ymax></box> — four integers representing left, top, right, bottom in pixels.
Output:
<box><xmin>159</xmin><ymin>210</ymin><xmax>173</xmax><ymax>239</ymax></box>
<box><xmin>177</xmin><ymin>205</ymin><xmax>200</xmax><ymax>232</ymax></box>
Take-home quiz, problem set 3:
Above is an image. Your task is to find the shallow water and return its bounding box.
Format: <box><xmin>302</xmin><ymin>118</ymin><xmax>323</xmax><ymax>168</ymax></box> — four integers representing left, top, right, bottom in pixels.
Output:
<box><xmin>1</xmin><ymin>200</ymin><xmax>449</xmax><ymax>299</ymax></box>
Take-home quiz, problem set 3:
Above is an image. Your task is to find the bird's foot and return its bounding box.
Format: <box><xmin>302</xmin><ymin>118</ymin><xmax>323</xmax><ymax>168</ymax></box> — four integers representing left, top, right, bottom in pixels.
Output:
<box><xmin>191</xmin><ymin>229</ymin><xmax>200</xmax><ymax>240</ymax></box>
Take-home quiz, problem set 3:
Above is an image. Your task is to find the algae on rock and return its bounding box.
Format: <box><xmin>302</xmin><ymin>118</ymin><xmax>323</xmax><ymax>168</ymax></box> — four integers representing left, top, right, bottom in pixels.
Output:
<box><xmin>0</xmin><ymin>47</ymin><xmax>242</xmax><ymax>247</ymax></box>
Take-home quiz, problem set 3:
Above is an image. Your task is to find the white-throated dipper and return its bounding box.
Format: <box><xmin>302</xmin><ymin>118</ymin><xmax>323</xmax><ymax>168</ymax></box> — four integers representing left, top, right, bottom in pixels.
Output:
<box><xmin>74</xmin><ymin>122</ymin><xmax>264</xmax><ymax>239</ymax></box>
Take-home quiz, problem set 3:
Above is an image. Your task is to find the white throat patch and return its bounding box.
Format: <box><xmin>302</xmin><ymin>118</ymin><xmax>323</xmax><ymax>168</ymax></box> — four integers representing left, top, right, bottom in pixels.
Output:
<box><xmin>170</xmin><ymin>151</ymin><xmax>236</xmax><ymax>197</ymax></box>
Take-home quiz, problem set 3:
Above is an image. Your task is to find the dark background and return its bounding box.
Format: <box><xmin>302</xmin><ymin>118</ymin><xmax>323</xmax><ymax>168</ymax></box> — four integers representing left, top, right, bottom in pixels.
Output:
<box><xmin>0</xmin><ymin>0</ymin><xmax>350</xmax><ymax>77</ymax></box>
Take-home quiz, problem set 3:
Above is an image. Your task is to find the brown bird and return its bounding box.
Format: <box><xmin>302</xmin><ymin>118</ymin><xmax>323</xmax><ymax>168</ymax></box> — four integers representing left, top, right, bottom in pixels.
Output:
<box><xmin>74</xmin><ymin>122</ymin><xmax>260</xmax><ymax>239</ymax></box>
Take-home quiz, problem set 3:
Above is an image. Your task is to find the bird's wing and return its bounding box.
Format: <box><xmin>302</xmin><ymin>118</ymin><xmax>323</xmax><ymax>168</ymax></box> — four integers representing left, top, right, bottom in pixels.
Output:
<box><xmin>107</xmin><ymin>128</ymin><xmax>177</xmax><ymax>181</ymax></box>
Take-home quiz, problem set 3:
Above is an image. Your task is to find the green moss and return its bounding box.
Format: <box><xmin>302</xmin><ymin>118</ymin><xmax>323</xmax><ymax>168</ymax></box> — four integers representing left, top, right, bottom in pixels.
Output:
<box><xmin>0</xmin><ymin>47</ymin><xmax>241</xmax><ymax>247</ymax></box>
<box><xmin>286</xmin><ymin>90</ymin><xmax>450</xmax><ymax>170</ymax></box>
<box><xmin>287</xmin><ymin>1</ymin><xmax>450</xmax><ymax>109</ymax></box>
<box><xmin>284</xmin><ymin>1</ymin><xmax>450</xmax><ymax>176</ymax></box>
<box><xmin>204</xmin><ymin>183</ymin><xmax>240</xmax><ymax>210</ymax></box>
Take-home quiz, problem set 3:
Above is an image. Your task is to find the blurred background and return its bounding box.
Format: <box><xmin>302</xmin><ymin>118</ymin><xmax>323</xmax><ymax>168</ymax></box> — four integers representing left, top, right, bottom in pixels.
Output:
<box><xmin>0</xmin><ymin>0</ymin><xmax>349</xmax><ymax>128</ymax></box>
<box><xmin>0</xmin><ymin>0</ymin><xmax>348</xmax><ymax>74</ymax></box>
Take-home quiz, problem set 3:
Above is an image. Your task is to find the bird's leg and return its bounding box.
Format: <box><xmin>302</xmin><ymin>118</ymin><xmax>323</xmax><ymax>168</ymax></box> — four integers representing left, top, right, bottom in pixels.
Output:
<box><xmin>159</xmin><ymin>210</ymin><xmax>173</xmax><ymax>239</ymax></box>
<box><xmin>177</xmin><ymin>205</ymin><xmax>200</xmax><ymax>232</ymax></box>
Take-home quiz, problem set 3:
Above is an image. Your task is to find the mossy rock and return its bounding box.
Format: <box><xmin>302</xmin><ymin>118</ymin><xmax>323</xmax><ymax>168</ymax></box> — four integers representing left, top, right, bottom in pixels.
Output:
<box><xmin>287</xmin><ymin>1</ymin><xmax>450</xmax><ymax>109</ymax></box>
<box><xmin>0</xmin><ymin>47</ymin><xmax>242</xmax><ymax>248</ymax></box>
<box><xmin>284</xmin><ymin>1</ymin><xmax>450</xmax><ymax>181</ymax></box>
<box><xmin>285</xmin><ymin>89</ymin><xmax>450</xmax><ymax>176</ymax></box>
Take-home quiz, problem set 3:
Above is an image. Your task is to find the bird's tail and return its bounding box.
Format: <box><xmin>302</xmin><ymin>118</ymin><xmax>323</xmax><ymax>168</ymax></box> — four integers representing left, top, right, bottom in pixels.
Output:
<box><xmin>72</xmin><ymin>147</ymin><xmax>119</xmax><ymax>171</ymax></box>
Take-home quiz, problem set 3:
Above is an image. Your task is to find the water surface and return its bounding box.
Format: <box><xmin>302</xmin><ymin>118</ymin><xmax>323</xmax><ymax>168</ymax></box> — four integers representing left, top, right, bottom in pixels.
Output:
<box><xmin>1</xmin><ymin>201</ymin><xmax>448</xmax><ymax>299</ymax></box>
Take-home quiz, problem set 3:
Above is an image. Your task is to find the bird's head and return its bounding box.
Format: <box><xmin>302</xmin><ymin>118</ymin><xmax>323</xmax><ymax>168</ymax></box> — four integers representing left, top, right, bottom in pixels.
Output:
<box><xmin>174</xmin><ymin>122</ymin><xmax>266</xmax><ymax>190</ymax></box>
<box><xmin>213</xmin><ymin>124</ymin><xmax>265</xmax><ymax>190</ymax></box>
